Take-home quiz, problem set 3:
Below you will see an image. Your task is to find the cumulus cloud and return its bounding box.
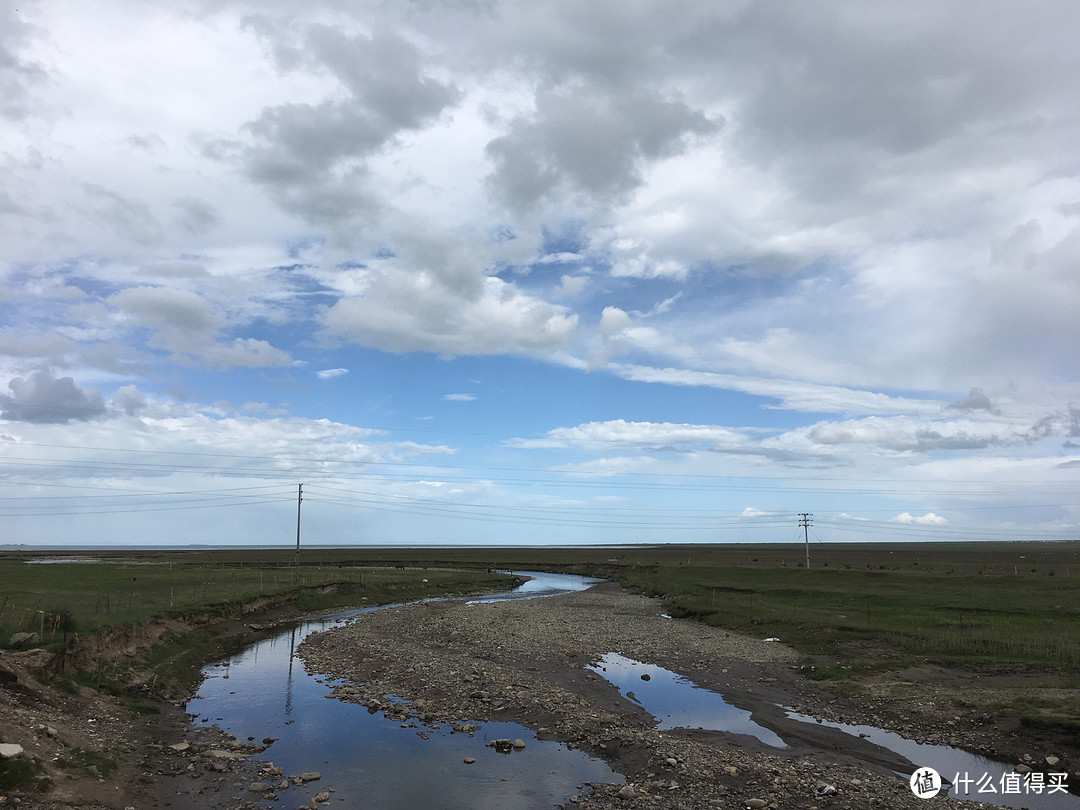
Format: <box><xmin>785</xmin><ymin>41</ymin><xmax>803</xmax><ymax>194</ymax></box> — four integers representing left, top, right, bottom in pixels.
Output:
<box><xmin>321</xmin><ymin>271</ymin><xmax>576</xmax><ymax>358</ymax></box>
<box><xmin>807</xmin><ymin>418</ymin><xmax>1004</xmax><ymax>453</ymax></box>
<box><xmin>947</xmin><ymin>388</ymin><xmax>996</xmax><ymax>413</ymax></box>
<box><xmin>486</xmin><ymin>85</ymin><xmax>717</xmax><ymax>211</ymax></box>
<box><xmin>106</xmin><ymin>285</ymin><xmax>291</xmax><ymax>370</ymax></box>
<box><xmin>111</xmin><ymin>384</ymin><xmax>146</xmax><ymax>416</ymax></box>
<box><xmin>231</xmin><ymin>20</ymin><xmax>460</xmax><ymax>233</ymax></box>
<box><xmin>110</xmin><ymin>286</ymin><xmax>216</xmax><ymax>332</ymax></box>
<box><xmin>2</xmin><ymin>2</ymin><xmax>1079</xmax><ymax>545</ymax></box>
<box><xmin>1030</xmin><ymin>406</ymin><xmax>1080</xmax><ymax>440</ymax></box>
<box><xmin>0</xmin><ymin>370</ymin><xmax>106</xmax><ymax>423</ymax></box>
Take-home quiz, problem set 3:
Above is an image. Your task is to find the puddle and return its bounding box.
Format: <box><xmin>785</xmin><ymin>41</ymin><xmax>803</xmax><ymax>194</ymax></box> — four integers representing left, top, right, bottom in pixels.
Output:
<box><xmin>189</xmin><ymin>573</ymin><xmax>621</xmax><ymax>809</ymax></box>
<box><xmin>786</xmin><ymin>712</ymin><xmax>1080</xmax><ymax>810</ymax></box>
<box><xmin>587</xmin><ymin>651</ymin><xmax>1078</xmax><ymax>809</ymax></box>
<box><xmin>586</xmin><ymin>652</ymin><xmax>788</xmax><ymax>748</ymax></box>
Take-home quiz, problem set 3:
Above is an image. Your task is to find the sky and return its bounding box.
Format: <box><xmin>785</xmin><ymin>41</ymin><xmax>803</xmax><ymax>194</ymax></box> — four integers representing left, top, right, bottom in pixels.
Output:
<box><xmin>2</xmin><ymin>1</ymin><xmax>1079</xmax><ymax>548</ymax></box>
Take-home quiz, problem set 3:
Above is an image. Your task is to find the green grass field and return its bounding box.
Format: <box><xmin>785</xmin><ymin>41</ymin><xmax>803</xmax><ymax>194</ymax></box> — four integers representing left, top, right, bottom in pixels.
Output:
<box><xmin>0</xmin><ymin>548</ymin><xmax>514</xmax><ymax>644</ymax></box>
<box><xmin>2</xmin><ymin>541</ymin><xmax>1078</xmax><ymax>673</ymax></box>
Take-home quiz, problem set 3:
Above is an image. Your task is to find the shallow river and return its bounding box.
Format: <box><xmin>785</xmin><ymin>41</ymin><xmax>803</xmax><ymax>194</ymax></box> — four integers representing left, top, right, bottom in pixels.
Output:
<box><xmin>188</xmin><ymin>572</ymin><xmax>622</xmax><ymax>809</ymax></box>
<box><xmin>189</xmin><ymin>571</ymin><xmax>1078</xmax><ymax>809</ymax></box>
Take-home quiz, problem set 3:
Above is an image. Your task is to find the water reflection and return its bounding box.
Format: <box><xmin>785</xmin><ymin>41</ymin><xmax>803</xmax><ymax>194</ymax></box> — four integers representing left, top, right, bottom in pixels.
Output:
<box><xmin>188</xmin><ymin>572</ymin><xmax>621</xmax><ymax>808</ymax></box>
<box><xmin>468</xmin><ymin>570</ymin><xmax>601</xmax><ymax>603</ymax></box>
<box><xmin>785</xmin><ymin>711</ymin><xmax>1080</xmax><ymax>810</ymax></box>
<box><xmin>585</xmin><ymin>650</ymin><xmax>1079</xmax><ymax>810</ymax></box>
<box><xmin>587</xmin><ymin>652</ymin><xmax>787</xmax><ymax>748</ymax></box>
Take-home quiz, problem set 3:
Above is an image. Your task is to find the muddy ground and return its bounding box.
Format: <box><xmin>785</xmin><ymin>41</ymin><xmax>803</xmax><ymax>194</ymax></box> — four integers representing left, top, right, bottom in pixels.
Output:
<box><xmin>1</xmin><ymin>581</ymin><xmax>1077</xmax><ymax>809</ymax></box>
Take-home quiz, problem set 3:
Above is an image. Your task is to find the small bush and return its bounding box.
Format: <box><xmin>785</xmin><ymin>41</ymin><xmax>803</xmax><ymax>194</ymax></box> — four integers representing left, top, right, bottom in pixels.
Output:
<box><xmin>0</xmin><ymin>755</ymin><xmax>49</xmax><ymax>792</ymax></box>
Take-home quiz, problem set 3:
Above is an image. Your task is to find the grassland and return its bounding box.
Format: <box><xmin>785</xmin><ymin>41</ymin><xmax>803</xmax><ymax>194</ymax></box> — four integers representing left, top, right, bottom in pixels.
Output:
<box><xmin>3</xmin><ymin>540</ymin><xmax>1079</xmax><ymax>675</ymax></box>
<box><xmin>0</xmin><ymin>548</ymin><xmax>514</xmax><ymax>644</ymax></box>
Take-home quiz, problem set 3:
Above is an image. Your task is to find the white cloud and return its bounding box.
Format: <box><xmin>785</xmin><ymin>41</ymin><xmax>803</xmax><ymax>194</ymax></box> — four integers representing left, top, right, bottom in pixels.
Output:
<box><xmin>2</xmin><ymin>2</ymin><xmax>1079</xmax><ymax>544</ymax></box>
<box><xmin>509</xmin><ymin>419</ymin><xmax>757</xmax><ymax>451</ymax></box>
<box><xmin>317</xmin><ymin>368</ymin><xmax>349</xmax><ymax>379</ymax></box>
<box><xmin>0</xmin><ymin>370</ymin><xmax>106</xmax><ymax>424</ymax></box>
<box><xmin>110</xmin><ymin>286</ymin><xmax>216</xmax><ymax>333</ymax></box>
<box><xmin>102</xmin><ymin>285</ymin><xmax>292</xmax><ymax>370</ymax></box>
<box><xmin>321</xmin><ymin>271</ymin><xmax>577</xmax><ymax>358</ymax></box>
<box><xmin>443</xmin><ymin>393</ymin><xmax>476</xmax><ymax>402</ymax></box>
<box><xmin>558</xmin><ymin>274</ymin><xmax>588</xmax><ymax>296</ymax></box>
<box><xmin>608</xmin><ymin>363</ymin><xmax>945</xmax><ymax>417</ymax></box>
<box><xmin>891</xmin><ymin>512</ymin><xmax>948</xmax><ymax>526</ymax></box>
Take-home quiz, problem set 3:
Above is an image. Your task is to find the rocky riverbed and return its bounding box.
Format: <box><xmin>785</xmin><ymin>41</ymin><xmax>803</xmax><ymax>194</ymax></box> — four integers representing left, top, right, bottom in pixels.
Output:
<box><xmin>298</xmin><ymin>581</ymin><xmax>1060</xmax><ymax>810</ymax></box>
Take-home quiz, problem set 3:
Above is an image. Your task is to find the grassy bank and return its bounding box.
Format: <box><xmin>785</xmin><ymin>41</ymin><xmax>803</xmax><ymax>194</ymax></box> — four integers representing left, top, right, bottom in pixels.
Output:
<box><xmin>0</xmin><ymin>549</ymin><xmax>514</xmax><ymax>647</ymax></box>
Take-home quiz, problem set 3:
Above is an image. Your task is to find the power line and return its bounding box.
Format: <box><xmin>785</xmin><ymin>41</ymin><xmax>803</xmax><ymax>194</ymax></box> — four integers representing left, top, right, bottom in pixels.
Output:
<box><xmin>5</xmin><ymin>439</ymin><xmax>1078</xmax><ymax>490</ymax></box>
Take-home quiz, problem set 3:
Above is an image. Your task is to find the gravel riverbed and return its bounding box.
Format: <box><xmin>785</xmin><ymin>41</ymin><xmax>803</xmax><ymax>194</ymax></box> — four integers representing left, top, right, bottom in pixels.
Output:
<box><xmin>299</xmin><ymin>582</ymin><xmax>1014</xmax><ymax>810</ymax></box>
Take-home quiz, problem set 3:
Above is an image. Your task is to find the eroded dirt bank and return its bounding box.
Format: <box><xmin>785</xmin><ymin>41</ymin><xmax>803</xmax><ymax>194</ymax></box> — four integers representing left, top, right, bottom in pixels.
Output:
<box><xmin>299</xmin><ymin>582</ymin><xmax>1075</xmax><ymax>810</ymax></box>
<box><xmin>0</xmin><ymin>599</ymin><xmax>312</xmax><ymax>810</ymax></box>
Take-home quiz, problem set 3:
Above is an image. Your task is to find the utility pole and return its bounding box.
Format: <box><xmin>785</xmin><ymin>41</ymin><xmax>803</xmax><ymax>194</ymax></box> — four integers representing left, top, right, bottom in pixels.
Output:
<box><xmin>799</xmin><ymin>513</ymin><xmax>813</xmax><ymax>569</ymax></box>
<box><xmin>295</xmin><ymin>483</ymin><xmax>303</xmax><ymax>584</ymax></box>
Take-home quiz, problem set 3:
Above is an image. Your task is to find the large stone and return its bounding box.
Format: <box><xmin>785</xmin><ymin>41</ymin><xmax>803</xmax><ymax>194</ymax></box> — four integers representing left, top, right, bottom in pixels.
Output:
<box><xmin>815</xmin><ymin>781</ymin><xmax>839</xmax><ymax>796</ymax></box>
<box><xmin>207</xmin><ymin>749</ymin><xmax>247</xmax><ymax>760</ymax></box>
<box><xmin>8</xmin><ymin>632</ymin><xmax>39</xmax><ymax>648</ymax></box>
<box><xmin>0</xmin><ymin>743</ymin><xmax>25</xmax><ymax>759</ymax></box>
<box><xmin>745</xmin><ymin>800</ymin><xmax>768</xmax><ymax>809</ymax></box>
<box><xmin>618</xmin><ymin>784</ymin><xmax>637</xmax><ymax>800</ymax></box>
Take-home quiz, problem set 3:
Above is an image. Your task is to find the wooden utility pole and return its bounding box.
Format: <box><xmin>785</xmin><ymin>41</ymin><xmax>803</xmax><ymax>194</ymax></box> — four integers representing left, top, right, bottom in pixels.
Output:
<box><xmin>799</xmin><ymin>513</ymin><xmax>813</xmax><ymax>569</ymax></box>
<box><xmin>295</xmin><ymin>483</ymin><xmax>303</xmax><ymax>583</ymax></box>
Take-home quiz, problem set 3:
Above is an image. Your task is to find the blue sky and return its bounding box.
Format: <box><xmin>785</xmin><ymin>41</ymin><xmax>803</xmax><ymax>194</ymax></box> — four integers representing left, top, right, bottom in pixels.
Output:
<box><xmin>2</xmin><ymin>1</ymin><xmax>1079</xmax><ymax>547</ymax></box>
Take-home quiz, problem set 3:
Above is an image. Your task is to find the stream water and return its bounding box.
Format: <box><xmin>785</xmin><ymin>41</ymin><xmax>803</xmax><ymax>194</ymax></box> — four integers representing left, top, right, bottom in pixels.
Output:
<box><xmin>188</xmin><ymin>573</ymin><xmax>1077</xmax><ymax>809</ymax></box>
<box><xmin>586</xmin><ymin>653</ymin><xmax>1079</xmax><ymax>809</ymax></box>
<box><xmin>188</xmin><ymin>572</ymin><xmax>620</xmax><ymax>809</ymax></box>
<box><xmin>586</xmin><ymin>652</ymin><xmax>788</xmax><ymax>748</ymax></box>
